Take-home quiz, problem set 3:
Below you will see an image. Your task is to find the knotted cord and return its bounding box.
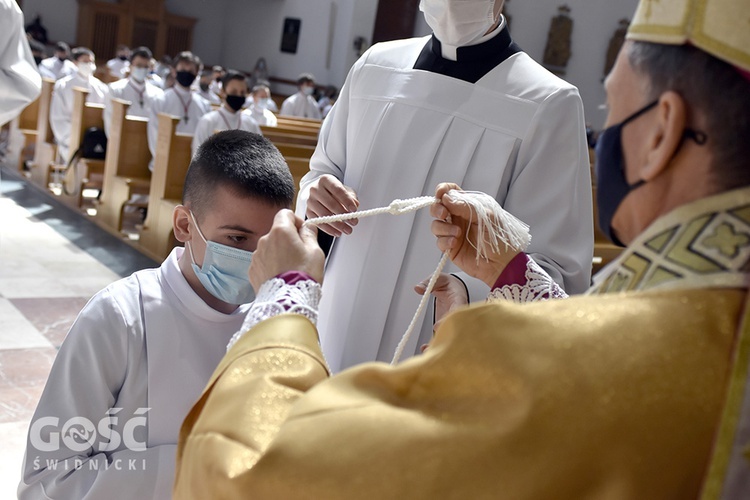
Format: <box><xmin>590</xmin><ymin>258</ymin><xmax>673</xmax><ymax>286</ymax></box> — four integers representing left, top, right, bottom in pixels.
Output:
<box><xmin>304</xmin><ymin>191</ymin><xmax>531</xmax><ymax>364</ymax></box>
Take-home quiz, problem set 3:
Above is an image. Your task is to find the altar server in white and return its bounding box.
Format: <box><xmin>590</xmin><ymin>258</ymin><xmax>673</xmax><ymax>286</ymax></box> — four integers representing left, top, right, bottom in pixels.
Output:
<box><xmin>280</xmin><ymin>73</ymin><xmax>321</xmax><ymax>119</ymax></box>
<box><xmin>50</xmin><ymin>47</ymin><xmax>108</xmax><ymax>163</ymax></box>
<box><xmin>147</xmin><ymin>51</ymin><xmax>210</xmax><ymax>166</ymax></box>
<box><xmin>245</xmin><ymin>84</ymin><xmax>278</xmax><ymax>127</ymax></box>
<box><xmin>19</xmin><ymin>131</ymin><xmax>295</xmax><ymax>500</ymax></box>
<box><xmin>0</xmin><ymin>0</ymin><xmax>42</xmax><ymax>126</ymax></box>
<box><xmin>297</xmin><ymin>0</ymin><xmax>593</xmax><ymax>371</ymax></box>
<box><xmin>103</xmin><ymin>46</ymin><xmax>163</xmax><ymax>136</ymax></box>
<box><xmin>38</xmin><ymin>42</ymin><xmax>77</xmax><ymax>81</ymax></box>
<box><xmin>192</xmin><ymin>70</ymin><xmax>261</xmax><ymax>156</ymax></box>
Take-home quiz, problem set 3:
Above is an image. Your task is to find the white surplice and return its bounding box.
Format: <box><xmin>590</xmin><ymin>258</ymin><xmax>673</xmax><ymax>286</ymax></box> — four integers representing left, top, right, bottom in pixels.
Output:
<box><xmin>103</xmin><ymin>77</ymin><xmax>163</xmax><ymax>136</ymax></box>
<box><xmin>49</xmin><ymin>72</ymin><xmax>108</xmax><ymax>162</ymax></box>
<box><xmin>147</xmin><ymin>85</ymin><xmax>210</xmax><ymax>162</ymax></box>
<box><xmin>280</xmin><ymin>91</ymin><xmax>322</xmax><ymax>119</ymax></box>
<box><xmin>191</xmin><ymin>106</ymin><xmax>262</xmax><ymax>156</ymax></box>
<box><xmin>244</xmin><ymin>104</ymin><xmax>278</xmax><ymax>127</ymax></box>
<box><xmin>0</xmin><ymin>0</ymin><xmax>42</xmax><ymax>126</ymax></box>
<box><xmin>38</xmin><ymin>56</ymin><xmax>77</xmax><ymax>81</ymax></box>
<box><xmin>296</xmin><ymin>35</ymin><xmax>593</xmax><ymax>371</ymax></box>
<box><xmin>19</xmin><ymin>248</ymin><xmax>251</xmax><ymax>499</ymax></box>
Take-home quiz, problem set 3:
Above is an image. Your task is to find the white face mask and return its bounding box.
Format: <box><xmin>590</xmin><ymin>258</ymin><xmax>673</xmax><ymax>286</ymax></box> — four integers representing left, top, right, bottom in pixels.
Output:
<box><xmin>419</xmin><ymin>0</ymin><xmax>496</xmax><ymax>47</ymax></box>
<box><xmin>77</xmin><ymin>61</ymin><xmax>95</xmax><ymax>78</ymax></box>
<box><xmin>302</xmin><ymin>86</ymin><xmax>314</xmax><ymax>96</ymax></box>
<box><xmin>131</xmin><ymin>67</ymin><xmax>149</xmax><ymax>83</ymax></box>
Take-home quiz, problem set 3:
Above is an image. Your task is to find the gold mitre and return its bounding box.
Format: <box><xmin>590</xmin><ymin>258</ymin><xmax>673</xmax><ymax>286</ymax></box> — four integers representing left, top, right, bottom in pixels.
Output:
<box><xmin>626</xmin><ymin>0</ymin><xmax>750</xmax><ymax>73</ymax></box>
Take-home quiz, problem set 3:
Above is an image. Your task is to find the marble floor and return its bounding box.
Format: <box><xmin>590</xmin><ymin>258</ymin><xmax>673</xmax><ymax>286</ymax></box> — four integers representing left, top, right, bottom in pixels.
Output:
<box><xmin>0</xmin><ymin>165</ymin><xmax>156</xmax><ymax>498</ymax></box>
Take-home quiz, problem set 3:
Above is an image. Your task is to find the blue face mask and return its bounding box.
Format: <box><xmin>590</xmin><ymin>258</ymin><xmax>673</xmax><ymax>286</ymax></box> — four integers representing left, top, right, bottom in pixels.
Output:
<box><xmin>187</xmin><ymin>212</ymin><xmax>256</xmax><ymax>305</ymax></box>
<box><xmin>595</xmin><ymin>100</ymin><xmax>707</xmax><ymax>247</ymax></box>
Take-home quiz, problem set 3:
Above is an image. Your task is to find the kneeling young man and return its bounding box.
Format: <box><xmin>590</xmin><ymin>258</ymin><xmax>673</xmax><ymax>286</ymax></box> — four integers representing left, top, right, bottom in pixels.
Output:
<box><xmin>19</xmin><ymin>130</ymin><xmax>295</xmax><ymax>499</ymax></box>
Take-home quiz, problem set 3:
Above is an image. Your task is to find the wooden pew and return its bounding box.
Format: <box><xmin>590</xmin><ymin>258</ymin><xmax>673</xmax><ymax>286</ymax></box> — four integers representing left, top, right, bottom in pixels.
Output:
<box><xmin>54</xmin><ymin>87</ymin><xmax>106</xmax><ymax>208</ymax></box>
<box><xmin>260</xmin><ymin>127</ymin><xmax>318</xmax><ymax>147</ymax></box>
<box><xmin>11</xmin><ymin>95</ymin><xmax>40</xmax><ymax>172</ymax></box>
<box><xmin>261</xmin><ymin>124</ymin><xmax>319</xmax><ymax>137</ymax></box>
<box><xmin>96</xmin><ymin>98</ymin><xmax>151</xmax><ymax>232</ymax></box>
<box><xmin>27</xmin><ymin>78</ymin><xmax>56</xmax><ymax>189</ymax></box>
<box><xmin>138</xmin><ymin>114</ymin><xmax>192</xmax><ymax>261</ymax></box>
<box><xmin>285</xmin><ymin>156</ymin><xmax>310</xmax><ymax>205</ymax></box>
<box><xmin>273</xmin><ymin>143</ymin><xmax>315</xmax><ymax>160</ymax></box>
<box><xmin>275</xmin><ymin>116</ymin><xmax>322</xmax><ymax>129</ymax></box>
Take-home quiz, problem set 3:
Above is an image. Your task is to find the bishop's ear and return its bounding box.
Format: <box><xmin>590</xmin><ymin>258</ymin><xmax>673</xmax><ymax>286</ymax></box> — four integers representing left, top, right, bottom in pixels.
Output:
<box><xmin>641</xmin><ymin>91</ymin><xmax>688</xmax><ymax>181</ymax></box>
<box><xmin>172</xmin><ymin>205</ymin><xmax>192</xmax><ymax>243</ymax></box>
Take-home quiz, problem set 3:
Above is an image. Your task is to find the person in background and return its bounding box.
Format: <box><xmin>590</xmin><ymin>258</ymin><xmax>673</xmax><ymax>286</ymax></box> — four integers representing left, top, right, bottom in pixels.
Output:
<box><xmin>296</xmin><ymin>0</ymin><xmax>593</xmax><ymax>372</ymax></box>
<box><xmin>147</xmin><ymin>51</ymin><xmax>210</xmax><ymax>168</ymax></box>
<box><xmin>280</xmin><ymin>73</ymin><xmax>321</xmax><ymax>119</ymax></box>
<box><xmin>27</xmin><ymin>39</ymin><xmax>53</xmax><ymax>79</ymax></box>
<box><xmin>49</xmin><ymin>47</ymin><xmax>108</xmax><ymax>163</ymax></box>
<box><xmin>245</xmin><ymin>84</ymin><xmax>278</xmax><ymax>127</ymax></box>
<box><xmin>39</xmin><ymin>41</ymin><xmax>77</xmax><ymax>81</ymax></box>
<box><xmin>196</xmin><ymin>69</ymin><xmax>221</xmax><ymax>105</ymax></box>
<box><xmin>0</xmin><ymin>0</ymin><xmax>41</xmax><ymax>126</ymax></box>
<box><xmin>192</xmin><ymin>70</ymin><xmax>262</xmax><ymax>156</ymax></box>
<box><xmin>24</xmin><ymin>14</ymin><xmax>48</xmax><ymax>45</ymax></box>
<box><xmin>103</xmin><ymin>46</ymin><xmax>164</xmax><ymax>136</ymax></box>
<box><xmin>107</xmin><ymin>45</ymin><xmax>131</xmax><ymax>80</ymax></box>
<box><xmin>210</xmin><ymin>65</ymin><xmax>225</xmax><ymax>96</ymax></box>
<box><xmin>19</xmin><ymin>130</ymin><xmax>295</xmax><ymax>500</ymax></box>
<box><xmin>317</xmin><ymin>85</ymin><xmax>337</xmax><ymax>118</ymax></box>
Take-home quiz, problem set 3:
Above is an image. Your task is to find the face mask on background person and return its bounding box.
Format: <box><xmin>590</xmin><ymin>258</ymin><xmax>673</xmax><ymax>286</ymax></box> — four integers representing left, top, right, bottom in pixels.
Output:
<box><xmin>200</xmin><ymin>81</ymin><xmax>210</xmax><ymax>92</ymax></box>
<box><xmin>187</xmin><ymin>212</ymin><xmax>256</xmax><ymax>305</ymax></box>
<box><xmin>77</xmin><ymin>61</ymin><xmax>95</xmax><ymax>78</ymax></box>
<box><xmin>302</xmin><ymin>85</ymin><xmax>314</xmax><ymax>96</ymax></box>
<box><xmin>256</xmin><ymin>97</ymin><xmax>271</xmax><ymax>110</ymax></box>
<box><xmin>225</xmin><ymin>95</ymin><xmax>245</xmax><ymax>112</ymax></box>
<box><xmin>130</xmin><ymin>67</ymin><xmax>149</xmax><ymax>83</ymax></box>
<box><xmin>175</xmin><ymin>70</ymin><xmax>197</xmax><ymax>88</ymax></box>
<box><xmin>420</xmin><ymin>0</ymin><xmax>497</xmax><ymax>47</ymax></box>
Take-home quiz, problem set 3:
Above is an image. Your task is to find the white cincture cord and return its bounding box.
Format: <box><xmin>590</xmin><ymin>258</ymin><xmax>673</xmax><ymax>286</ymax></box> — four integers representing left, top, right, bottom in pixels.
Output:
<box><xmin>304</xmin><ymin>191</ymin><xmax>531</xmax><ymax>365</ymax></box>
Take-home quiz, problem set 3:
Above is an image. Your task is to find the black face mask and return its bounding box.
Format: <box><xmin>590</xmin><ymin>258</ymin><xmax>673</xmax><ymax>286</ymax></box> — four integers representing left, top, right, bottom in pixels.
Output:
<box><xmin>34</xmin><ymin>56</ymin><xmax>43</xmax><ymax>65</ymax></box>
<box><xmin>57</xmin><ymin>56</ymin><xmax>67</xmax><ymax>63</ymax></box>
<box><xmin>118</xmin><ymin>55</ymin><xmax>128</xmax><ymax>61</ymax></box>
<box><xmin>175</xmin><ymin>70</ymin><xmax>197</xmax><ymax>88</ymax></box>
<box><xmin>199</xmin><ymin>82</ymin><xmax>210</xmax><ymax>92</ymax></box>
<box><xmin>595</xmin><ymin>100</ymin><xmax>708</xmax><ymax>246</ymax></box>
<box><xmin>225</xmin><ymin>95</ymin><xmax>245</xmax><ymax>112</ymax></box>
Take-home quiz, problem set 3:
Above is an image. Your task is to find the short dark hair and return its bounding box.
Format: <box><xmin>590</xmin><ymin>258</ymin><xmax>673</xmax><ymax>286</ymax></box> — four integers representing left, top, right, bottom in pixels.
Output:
<box><xmin>222</xmin><ymin>70</ymin><xmax>247</xmax><ymax>90</ymax></box>
<box><xmin>29</xmin><ymin>39</ymin><xmax>45</xmax><ymax>54</ymax></box>
<box><xmin>55</xmin><ymin>41</ymin><xmax>70</xmax><ymax>54</ymax></box>
<box><xmin>628</xmin><ymin>41</ymin><xmax>750</xmax><ymax>191</ymax></box>
<box><xmin>297</xmin><ymin>73</ymin><xmax>315</xmax><ymax>86</ymax></box>
<box><xmin>174</xmin><ymin>51</ymin><xmax>202</xmax><ymax>72</ymax></box>
<box><xmin>252</xmin><ymin>84</ymin><xmax>270</xmax><ymax>95</ymax></box>
<box><xmin>183</xmin><ymin>130</ymin><xmax>295</xmax><ymax>217</ymax></box>
<box><xmin>130</xmin><ymin>46</ymin><xmax>152</xmax><ymax>63</ymax></box>
<box><xmin>71</xmin><ymin>47</ymin><xmax>94</xmax><ymax>61</ymax></box>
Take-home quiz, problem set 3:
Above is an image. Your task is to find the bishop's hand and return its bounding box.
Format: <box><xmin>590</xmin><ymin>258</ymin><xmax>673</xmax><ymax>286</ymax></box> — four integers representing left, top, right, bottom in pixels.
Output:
<box><xmin>305</xmin><ymin>174</ymin><xmax>360</xmax><ymax>237</ymax></box>
<box><xmin>249</xmin><ymin>210</ymin><xmax>325</xmax><ymax>292</ymax></box>
<box><xmin>431</xmin><ymin>183</ymin><xmax>521</xmax><ymax>288</ymax></box>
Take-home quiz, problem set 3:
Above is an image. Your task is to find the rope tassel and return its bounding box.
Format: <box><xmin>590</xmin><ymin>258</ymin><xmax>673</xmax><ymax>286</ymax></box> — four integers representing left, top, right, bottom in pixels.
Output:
<box><xmin>304</xmin><ymin>191</ymin><xmax>531</xmax><ymax>364</ymax></box>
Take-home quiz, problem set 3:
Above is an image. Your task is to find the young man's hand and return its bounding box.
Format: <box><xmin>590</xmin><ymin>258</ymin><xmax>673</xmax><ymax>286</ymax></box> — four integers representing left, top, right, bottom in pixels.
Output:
<box><xmin>249</xmin><ymin>210</ymin><xmax>325</xmax><ymax>292</ymax></box>
<box><xmin>305</xmin><ymin>174</ymin><xmax>360</xmax><ymax>237</ymax></box>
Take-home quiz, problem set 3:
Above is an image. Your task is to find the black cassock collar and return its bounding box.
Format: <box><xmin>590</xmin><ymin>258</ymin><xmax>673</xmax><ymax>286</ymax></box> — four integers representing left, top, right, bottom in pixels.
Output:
<box><xmin>413</xmin><ymin>27</ymin><xmax>521</xmax><ymax>84</ymax></box>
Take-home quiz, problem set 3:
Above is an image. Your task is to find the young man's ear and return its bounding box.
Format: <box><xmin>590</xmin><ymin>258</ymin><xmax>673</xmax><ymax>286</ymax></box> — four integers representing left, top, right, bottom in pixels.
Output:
<box><xmin>173</xmin><ymin>205</ymin><xmax>192</xmax><ymax>243</ymax></box>
<box><xmin>640</xmin><ymin>91</ymin><xmax>688</xmax><ymax>182</ymax></box>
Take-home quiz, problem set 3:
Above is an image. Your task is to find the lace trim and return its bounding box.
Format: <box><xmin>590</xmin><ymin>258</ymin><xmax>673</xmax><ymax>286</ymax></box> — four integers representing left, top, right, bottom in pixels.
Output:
<box><xmin>488</xmin><ymin>258</ymin><xmax>568</xmax><ymax>304</ymax></box>
<box><xmin>227</xmin><ymin>278</ymin><xmax>322</xmax><ymax>351</ymax></box>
